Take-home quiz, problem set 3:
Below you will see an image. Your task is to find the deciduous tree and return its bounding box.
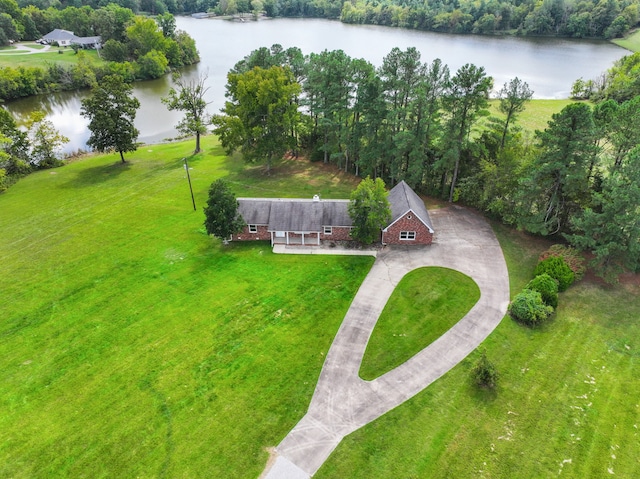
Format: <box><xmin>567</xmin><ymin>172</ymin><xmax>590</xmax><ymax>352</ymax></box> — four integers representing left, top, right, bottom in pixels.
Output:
<box><xmin>25</xmin><ymin>110</ymin><xmax>68</xmax><ymax>169</ymax></box>
<box><xmin>162</xmin><ymin>72</ymin><xmax>211</xmax><ymax>153</ymax></box>
<box><xmin>203</xmin><ymin>179</ymin><xmax>245</xmax><ymax>242</ymax></box>
<box><xmin>348</xmin><ymin>176</ymin><xmax>391</xmax><ymax>244</ymax></box>
<box><xmin>81</xmin><ymin>75</ymin><xmax>140</xmax><ymax>163</ymax></box>
<box><xmin>212</xmin><ymin>65</ymin><xmax>300</xmax><ymax>173</ymax></box>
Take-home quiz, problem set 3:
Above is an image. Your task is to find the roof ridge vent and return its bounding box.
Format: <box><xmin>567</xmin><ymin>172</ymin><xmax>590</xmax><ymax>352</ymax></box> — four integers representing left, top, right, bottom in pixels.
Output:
<box><xmin>313</xmin><ymin>194</ymin><xmax>320</xmax><ymax>202</ymax></box>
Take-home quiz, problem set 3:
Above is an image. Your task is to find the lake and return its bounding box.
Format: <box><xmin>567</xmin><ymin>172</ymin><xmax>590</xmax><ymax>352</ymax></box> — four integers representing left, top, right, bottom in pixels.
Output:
<box><xmin>4</xmin><ymin>17</ymin><xmax>629</xmax><ymax>153</ymax></box>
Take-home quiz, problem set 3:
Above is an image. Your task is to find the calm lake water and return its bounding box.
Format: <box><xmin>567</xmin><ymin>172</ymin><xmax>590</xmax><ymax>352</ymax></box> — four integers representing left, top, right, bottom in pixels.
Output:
<box><xmin>4</xmin><ymin>17</ymin><xmax>628</xmax><ymax>153</ymax></box>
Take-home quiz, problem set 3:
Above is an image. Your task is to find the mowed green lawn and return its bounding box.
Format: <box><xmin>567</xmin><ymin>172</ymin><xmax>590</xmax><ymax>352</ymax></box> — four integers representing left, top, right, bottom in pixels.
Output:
<box><xmin>359</xmin><ymin>267</ymin><xmax>480</xmax><ymax>380</ymax></box>
<box><xmin>316</xmin><ymin>224</ymin><xmax>640</xmax><ymax>478</ymax></box>
<box><xmin>0</xmin><ymin>48</ymin><xmax>102</xmax><ymax>67</ymax></box>
<box><xmin>0</xmin><ymin>138</ymin><xmax>373</xmax><ymax>478</ymax></box>
<box><xmin>613</xmin><ymin>29</ymin><xmax>640</xmax><ymax>52</ymax></box>
<box><xmin>2</xmin><ymin>135</ymin><xmax>639</xmax><ymax>478</ymax></box>
<box><xmin>487</xmin><ymin>99</ymin><xmax>578</xmax><ymax>134</ymax></box>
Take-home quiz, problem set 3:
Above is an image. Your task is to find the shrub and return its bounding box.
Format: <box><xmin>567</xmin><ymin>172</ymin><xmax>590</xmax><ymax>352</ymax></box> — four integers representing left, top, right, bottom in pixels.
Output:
<box><xmin>539</xmin><ymin>244</ymin><xmax>586</xmax><ymax>280</ymax></box>
<box><xmin>526</xmin><ymin>274</ymin><xmax>559</xmax><ymax>308</ymax></box>
<box><xmin>471</xmin><ymin>351</ymin><xmax>498</xmax><ymax>389</ymax></box>
<box><xmin>534</xmin><ymin>256</ymin><xmax>575</xmax><ymax>292</ymax></box>
<box><xmin>508</xmin><ymin>289</ymin><xmax>554</xmax><ymax>326</ymax></box>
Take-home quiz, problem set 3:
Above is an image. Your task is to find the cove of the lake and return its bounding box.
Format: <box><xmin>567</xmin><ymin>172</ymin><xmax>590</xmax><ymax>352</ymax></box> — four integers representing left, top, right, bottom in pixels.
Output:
<box><xmin>4</xmin><ymin>17</ymin><xmax>629</xmax><ymax>153</ymax></box>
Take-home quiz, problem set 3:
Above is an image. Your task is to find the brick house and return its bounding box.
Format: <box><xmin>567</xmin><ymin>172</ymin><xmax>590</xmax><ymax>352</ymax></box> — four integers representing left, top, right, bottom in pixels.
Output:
<box><xmin>233</xmin><ymin>181</ymin><xmax>434</xmax><ymax>246</ymax></box>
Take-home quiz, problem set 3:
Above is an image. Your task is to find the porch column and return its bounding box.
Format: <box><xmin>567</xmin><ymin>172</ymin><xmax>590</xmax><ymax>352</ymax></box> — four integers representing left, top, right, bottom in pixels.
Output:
<box><xmin>302</xmin><ymin>233</ymin><xmax>305</xmax><ymax>246</ymax></box>
<box><xmin>286</xmin><ymin>232</ymin><xmax>289</xmax><ymax>245</ymax></box>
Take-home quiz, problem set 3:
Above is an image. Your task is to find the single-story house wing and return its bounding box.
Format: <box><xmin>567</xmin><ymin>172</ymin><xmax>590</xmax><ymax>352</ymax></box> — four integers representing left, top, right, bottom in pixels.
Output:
<box><xmin>233</xmin><ymin>181</ymin><xmax>434</xmax><ymax>246</ymax></box>
<box><xmin>234</xmin><ymin>196</ymin><xmax>353</xmax><ymax>246</ymax></box>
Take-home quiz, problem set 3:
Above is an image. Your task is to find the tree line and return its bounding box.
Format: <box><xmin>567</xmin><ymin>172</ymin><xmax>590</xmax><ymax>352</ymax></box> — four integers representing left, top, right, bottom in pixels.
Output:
<box><xmin>7</xmin><ymin>0</ymin><xmax>637</xmax><ymax>39</ymax></box>
<box><xmin>213</xmin><ymin>44</ymin><xmax>640</xmax><ymax>281</ymax></box>
<box><xmin>0</xmin><ymin>2</ymin><xmax>198</xmax><ymax>100</ymax></box>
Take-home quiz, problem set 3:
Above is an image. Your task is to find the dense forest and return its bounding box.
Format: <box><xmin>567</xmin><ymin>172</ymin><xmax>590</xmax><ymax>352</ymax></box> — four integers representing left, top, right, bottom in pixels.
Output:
<box><xmin>0</xmin><ymin>2</ymin><xmax>198</xmax><ymax>100</ymax></box>
<box><xmin>212</xmin><ymin>45</ymin><xmax>640</xmax><ymax>280</ymax></box>
<box><xmin>3</xmin><ymin>0</ymin><xmax>639</xmax><ymax>40</ymax></box>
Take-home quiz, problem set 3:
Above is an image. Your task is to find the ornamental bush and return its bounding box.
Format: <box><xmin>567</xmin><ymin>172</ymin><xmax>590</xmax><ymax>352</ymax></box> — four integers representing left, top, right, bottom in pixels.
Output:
<box><xmin>534</xmin><ymin>256</ymin><xmax>575</xmax><ymax>292</ymax></box>
<box><xmin>508</xmin><ymin>289</ymin><xmax>554</xmax><ymax>326</ymax></box>
<box><xmin>471</xmin><ymin>351</ymin><xmax>498</xmax><ymax>389</ymax></box>
<box><xmin>539</xmin><ymin>244</ymin><xmax>586</xmax><ymax>280</ymax></box>
<box><xmin>526</xmin><ymin>273</ymin><xmax>559</xmax><ymax>308</ymax></box>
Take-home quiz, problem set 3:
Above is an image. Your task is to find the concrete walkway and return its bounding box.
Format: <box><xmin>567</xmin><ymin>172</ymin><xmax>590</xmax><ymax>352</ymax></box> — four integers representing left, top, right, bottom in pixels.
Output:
<box><xmin>262</xmin><ymin>206</ymin><xmax>510</xmax><ymax>478</ymax></box>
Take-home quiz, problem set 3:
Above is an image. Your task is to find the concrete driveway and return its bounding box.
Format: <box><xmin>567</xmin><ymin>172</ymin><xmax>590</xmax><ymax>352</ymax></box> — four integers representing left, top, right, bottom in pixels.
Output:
<box><xmin>262</xmin><ymin>206</ymin><xmax>511</xmax><ymax>479</ymax></box>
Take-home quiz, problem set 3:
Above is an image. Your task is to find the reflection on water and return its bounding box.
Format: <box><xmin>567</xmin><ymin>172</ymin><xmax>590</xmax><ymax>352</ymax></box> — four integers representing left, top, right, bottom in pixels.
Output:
<box><xmin>3</xmin><ymin>17</ymin><xmax>627</xmax><ymax>154</ymax></box>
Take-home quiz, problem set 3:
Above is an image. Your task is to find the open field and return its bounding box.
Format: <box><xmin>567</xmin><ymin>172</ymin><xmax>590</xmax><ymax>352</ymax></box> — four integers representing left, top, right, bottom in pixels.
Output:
<box><xmin>0</xmin><ymin>138</ymin><xmax>372</xmax><ymax>478</ymax></box>
<box><xmin>315</xmin><ymin>224</ymin><xmax>640</xmax><ymax>478</ymax></box>
<box><xmin>2</xmin><ymin>136</ymin><xmax>639</xmax><ymax>478</ymax></box>
<box><xmin>359</xmin><ymin>267</ymin><xmax>480</xmax><ymax>380</ymax></box>
<box><xmin>613</xmin><ymin>29</ymin><xmax>640</xmax><ymax>52</ymax></box>
<box><xmin>487</xmin><ymin>99</ymin><xmax>578</xmax><ymax>134</ymax></box>
<box><xmin>0</xmin><ymin>47</ymin><xmax>102</xmax><ymax>67</ymax></box>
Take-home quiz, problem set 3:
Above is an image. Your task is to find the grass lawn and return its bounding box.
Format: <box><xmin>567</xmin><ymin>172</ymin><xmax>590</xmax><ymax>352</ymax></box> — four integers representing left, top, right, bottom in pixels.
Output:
<box><xmin>613</xmin><ymin>29</ymin><xmax>640</xmax><ymax>52</ymax></box>
<box><xmin>0</xmin><ymin>138</ymin><xmax>373</xmax><ymax>478</ymax></box>
<box><xmin>359</xmin><ymin>267</ymin><xmax>480</xmax><ymax>380</ymax></box>
<box><xmin>315</xmin><ymin>223</ymin><xmax>640</xmax><ymax>478</ymax></box>
<box><xmin>0</xmin><ymin>48</ymin><xmax>102</xmax><ymax>67</ymax></box>
<box><xmin>2</xmin><ymin>135</ymin><xmax>639</xmax><ymax>478</ymax></box>
<box><xmin>487</xmin><ymin>99</ymin><xmax>577</xmax><ymax>134</ymax></box>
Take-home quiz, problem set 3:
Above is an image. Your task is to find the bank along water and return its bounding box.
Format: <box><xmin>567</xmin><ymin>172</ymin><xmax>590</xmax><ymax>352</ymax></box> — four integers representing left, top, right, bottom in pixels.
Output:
<box><xmin>4</xmin><ymin>17</ymin><xmax>628</xmax><ymax>154</ymax></box>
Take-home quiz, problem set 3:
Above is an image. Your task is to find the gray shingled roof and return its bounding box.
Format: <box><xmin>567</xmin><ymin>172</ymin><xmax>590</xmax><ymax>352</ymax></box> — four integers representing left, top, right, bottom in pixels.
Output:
<box><xmin>42</xmin><ymin>29</ymin><xmax>100</xmax><ymax>45</ymax></box>
<box><xmin>386</xmin><ymin>181</ymin><xmax>434</xmax><ymax>232</ymax></box>
<box><xmin>237</xmin><ymin>198</ymin><xmax>352</xmax><ymax>232</ymax></box>
<box><xmin>73</xmin><ymin>36</ymin><xmax>101</xmax><ymax>45</ymax></box>
<box><xmin>237</xmin><ymin>182</ymin><xmax>432</xmax><ymax>234</ymax></box>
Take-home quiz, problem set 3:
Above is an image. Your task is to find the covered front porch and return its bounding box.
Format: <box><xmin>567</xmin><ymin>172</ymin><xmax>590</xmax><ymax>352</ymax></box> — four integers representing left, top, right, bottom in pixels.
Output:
<box><xmin>271</xmin><ymin>230</ymin><xmax>320</xmax><ymax>246</ymax></box>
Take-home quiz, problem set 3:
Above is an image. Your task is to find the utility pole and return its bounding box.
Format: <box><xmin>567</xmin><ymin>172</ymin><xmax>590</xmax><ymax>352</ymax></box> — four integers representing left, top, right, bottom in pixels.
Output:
<box><xmin>184</xmin><ymin>158</ymin><xmax>196</xmax><ymax>211</ymax></box>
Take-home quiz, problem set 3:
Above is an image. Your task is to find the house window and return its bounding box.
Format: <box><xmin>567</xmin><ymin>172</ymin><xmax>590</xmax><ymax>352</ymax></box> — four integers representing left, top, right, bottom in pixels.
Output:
<box><xmin>324</xmin><ymin>226</ymin><xmax>332</xmax><ymax>235</ymax></box>
<box><xmin>248</xmin><ymin>225</ymin><xmax>258</xmax><ymax>233</ymax></box>
<box><xmin>400</xmin><ymin>231</ymin><xmax>416</xmax><ymax>240</ymax></box>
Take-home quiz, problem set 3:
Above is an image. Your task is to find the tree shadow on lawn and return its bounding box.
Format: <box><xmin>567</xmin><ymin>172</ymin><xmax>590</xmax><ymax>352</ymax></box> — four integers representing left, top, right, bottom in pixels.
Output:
<box><xmin>62</xmin><ymin>161</ymin><xmax>132</xmax><ymax>188</ymax></box>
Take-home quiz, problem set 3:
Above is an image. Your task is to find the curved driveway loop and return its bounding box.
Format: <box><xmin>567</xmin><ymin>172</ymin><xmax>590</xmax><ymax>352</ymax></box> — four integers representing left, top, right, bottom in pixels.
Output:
<box><xmin>263</xmin><ymin>206</ymin><xmax>511</xmax><ymax>479</ymax></box>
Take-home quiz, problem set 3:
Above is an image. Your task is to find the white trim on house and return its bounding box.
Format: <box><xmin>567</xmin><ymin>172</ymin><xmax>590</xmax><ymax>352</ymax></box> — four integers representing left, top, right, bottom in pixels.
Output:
<box><xmin>400</xmin><ymin>231</ymin><xmax>416</xmax><ymax>240</ymax></box>
<box><xmin>248</xmin><ymin>224</ymin><xmax>258</xmax><ymax>233</ymax></box>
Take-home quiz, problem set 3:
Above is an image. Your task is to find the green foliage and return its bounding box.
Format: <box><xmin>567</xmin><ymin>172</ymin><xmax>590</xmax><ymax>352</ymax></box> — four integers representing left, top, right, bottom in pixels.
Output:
<box><xmin>534</xmin><ymin>256</ymin><xmax>575</xmax><ymax>292</ymax></box>
<box><xmin>0</xmin><ymin>5</ymin><xmax>198</xmax><ymax>101</ymax></box>
<box><xmin>25</xmin><ymin>110</ymin><xmax>68</xmax><ymax>169</ymax></box>
<box><xmin>348</xmin><ymin>176</ymin><xmax>391</xmax><ymax>244</ymax></box>
<box><xmin>203</xmin><ymin>179</ymin><xmax>245</xmax><ymax>240</ymax></box>
<box><xmin>441</xmin><ymin>63</ymin><xmax>493</xmax><ymax>202</ymax></box>
<box><xmin>80</xmin><ymin>75</ymin><xmax>140</xmax><ymax>163</ymax></box>
<box><xmin>471</xmin><ymin>350</ymin><xmax>498</xmax><ymax>389</ymax></box>
<box><xmin>162</xmin><ymin>73</ymin><xmax>211</xmax><ymax>153</ymax></box>
<box><xmin>212</xmin><ymin>65</ymin><xmax>301</xmax><ymax>172</ymax></box>
<box><xmin>566</xmin><ymin>147</ymin><xmax>640</xmax><ymax>283</ymax></box>
<box><xmin>517</xmin><ymin>103</ymin><xmax>597</xmax><ymax>236</ymax></box>
<box><xmin>508</xmin><ymin>289</ymin><xmax>554</xmax><ymax>326</ymax></box>
<box><xmin>525</xmin><ymin>273</ymin><xmax>559</xmax><ymax>308</ymax></box>
<box><xmin>135</xmin><ymin>48</ymin><xmax>168</xmax><ymax>79</ymax></box>
<box><xmin>538</xmin><ymin>244</ymin><xmax>586</xmax><ymax>281</ymax></box>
